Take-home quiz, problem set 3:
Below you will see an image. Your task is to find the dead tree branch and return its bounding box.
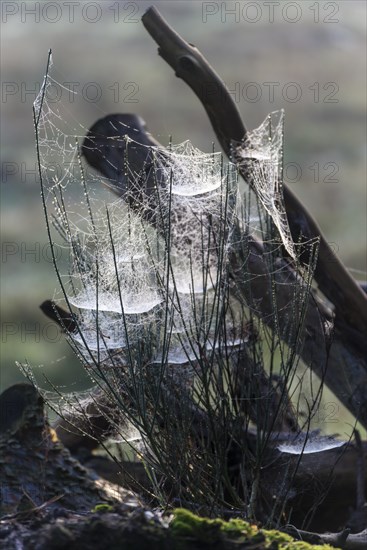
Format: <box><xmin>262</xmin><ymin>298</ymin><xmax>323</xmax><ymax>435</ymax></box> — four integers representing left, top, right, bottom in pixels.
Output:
<box><xmin>140</xmin><ymin>6</ymin><xmax>367</xmax><ymax>427</ymax></box>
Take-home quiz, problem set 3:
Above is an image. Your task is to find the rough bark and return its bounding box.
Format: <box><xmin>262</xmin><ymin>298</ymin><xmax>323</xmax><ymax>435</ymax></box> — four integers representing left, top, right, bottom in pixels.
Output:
<box><xmin>0</xmin><ymin>384</ymin><xmax>137</xmax><ymax>518</ymax></box>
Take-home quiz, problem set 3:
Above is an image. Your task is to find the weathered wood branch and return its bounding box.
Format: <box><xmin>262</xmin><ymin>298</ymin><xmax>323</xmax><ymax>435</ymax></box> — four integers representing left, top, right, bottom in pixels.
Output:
<box><xmin>141</xmin><ymin>5</ymin><xmax>367</xmax><ymax>332</ymax></box>
<box><xmin>140</xmin><ymin>6</ymin><xmax>367</xmax><ymax>427</ymax></box>
<box><xmin>0</xmin><ymin>384</ymin><xmax>136</xmax><ymax>518</ymax></box>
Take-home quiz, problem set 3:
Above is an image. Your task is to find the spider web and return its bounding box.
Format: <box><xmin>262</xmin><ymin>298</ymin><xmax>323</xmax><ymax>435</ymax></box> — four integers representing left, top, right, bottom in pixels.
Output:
<box><xmin>29</xmin><ymin>54</ymin><xmax>340</xmax><ymax>516</ymax></box>
<box><xmin>32</xmin><ymin>51</ymin><xmax>324</xmax><ymax>397</ymax></box>
<box><xmin>234</xmin><ymin>109</ymin><xmax>296</xmax><ymax>260</ymax></box>
<box><xmin>33</xmin><ymin>52</ymin><xmax>241</xmax><ymax>373</ymax></box>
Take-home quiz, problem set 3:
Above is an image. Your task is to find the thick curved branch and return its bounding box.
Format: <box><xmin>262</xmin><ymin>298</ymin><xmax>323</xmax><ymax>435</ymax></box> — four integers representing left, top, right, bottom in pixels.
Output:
<box><xmin>141</xmin><ymin>6</ymin><xmax>367</xmax><ymax>334</ymax></box>
<box><xmin>141</xmin><ymin>7</ymin><xmax>245</xmax><ymax>151</ymax></box>
<box><xmin>141</xmin><ymin>5</ymin><xmax>367</xmax><ymax>426</ymax></box>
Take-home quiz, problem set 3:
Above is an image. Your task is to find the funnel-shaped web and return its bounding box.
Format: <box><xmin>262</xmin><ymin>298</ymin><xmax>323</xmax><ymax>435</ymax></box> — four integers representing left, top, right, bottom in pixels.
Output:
<box><xmin>32</xmin><ymin>53</ymin><xmax>322</xmax><ymax>436</ymax></box>
<box><xmin>234</xmin><ymin>110</ymin><xmax>296</xmax><ymax>260</ymax></box>
<box><xmin>33</xmin><ymin>54</ymin><xmax>244</xmax><ymax>371</ymax></box>
<box><xmin>28</xmin><ymin>54</ymin><xmax>340</xmax><ymax>518</ymax></box>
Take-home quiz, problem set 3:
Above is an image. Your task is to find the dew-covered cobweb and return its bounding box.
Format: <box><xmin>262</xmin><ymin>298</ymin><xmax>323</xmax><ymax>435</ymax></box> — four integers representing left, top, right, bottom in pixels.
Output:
<box><xmin>277</xmin><ymin>432</ymin><xmax>345</xmax><ymax>455</ymax></box>
<box><xmin>32</xmin><ymin>54</ymin><xmax>243</xmax><ymax>373</ymax></box>
<box><xmin>28</xmin><ymin>52</ymin><xmax>336</xmax><ymax>472</ymax></box>
<box><xmin>233</xmin><ymin>109</ymin><xmax>296</xmax><ymax>260</ymax></box>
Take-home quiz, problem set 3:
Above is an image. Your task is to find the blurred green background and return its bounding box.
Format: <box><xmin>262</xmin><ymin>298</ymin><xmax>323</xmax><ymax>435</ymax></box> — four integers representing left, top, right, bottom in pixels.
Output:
<box><xmin>1</xmin><ymin>1</ymin><xmax>366</xmax><ymax>437</ymax></box>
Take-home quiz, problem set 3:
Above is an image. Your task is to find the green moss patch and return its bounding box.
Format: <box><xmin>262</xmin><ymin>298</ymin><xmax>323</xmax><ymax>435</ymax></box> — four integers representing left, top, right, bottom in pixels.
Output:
<box><xmin>171</xmin><ymin>509</ymin><xmax>339</xmax><ymax>549</ymax></box>
<box><xmin>91</xmin><ymin>504</ymin><xmax>114</xmax><ymax>514</ymax></box>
